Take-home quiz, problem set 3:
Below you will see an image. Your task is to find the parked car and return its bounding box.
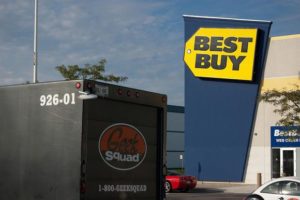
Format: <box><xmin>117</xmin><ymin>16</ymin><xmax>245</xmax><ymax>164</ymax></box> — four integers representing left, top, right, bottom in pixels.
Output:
<box><xmin>165</xmin><ymin>170</ymin><xmax>197</xmax><ymax>193</ymax></box>
<box><xmin>244</xmin><ymin>177</ymin><xmax>300</xmax><ymax>200</ymax></box>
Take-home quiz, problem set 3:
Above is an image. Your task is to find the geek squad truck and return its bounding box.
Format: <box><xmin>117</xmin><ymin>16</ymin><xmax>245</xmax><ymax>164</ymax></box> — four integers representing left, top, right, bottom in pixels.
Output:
<box><xmin>0</xmin><ymin>80</ymin><xmax>167</xmax><ymax>200</ymax></box>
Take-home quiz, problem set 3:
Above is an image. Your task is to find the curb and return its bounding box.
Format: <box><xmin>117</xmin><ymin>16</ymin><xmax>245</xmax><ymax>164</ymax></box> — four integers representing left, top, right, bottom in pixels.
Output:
<box><xmin>196</xmin><ymin>181</ymin><xmax>256</xmax><ymax>194</ymax></box>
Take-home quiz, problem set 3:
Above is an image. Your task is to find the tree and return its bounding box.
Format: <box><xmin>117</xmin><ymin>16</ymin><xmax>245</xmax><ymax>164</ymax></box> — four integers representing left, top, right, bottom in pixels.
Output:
<box><xmin>55</xmin><ymin>59</ymin><xmax>128</xmax><ymax>83</ymax></box>
<box><xmin>260</xmin><ymin>85</ymin><xmax>300</xmax><ymax>126</ymax></box>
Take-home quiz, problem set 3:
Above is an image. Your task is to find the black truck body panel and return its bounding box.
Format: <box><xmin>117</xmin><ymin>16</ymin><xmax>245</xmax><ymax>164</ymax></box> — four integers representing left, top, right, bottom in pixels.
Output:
<box><xmin>0</xmin><ymin>80</ymin><xmax>167</xmax><ymax>200</ymax></box>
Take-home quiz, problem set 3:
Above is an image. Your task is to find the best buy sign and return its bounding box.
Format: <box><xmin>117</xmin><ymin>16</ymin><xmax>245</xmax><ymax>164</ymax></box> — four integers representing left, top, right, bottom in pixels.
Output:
<box><xmin>184</xmin><ymin>28</ymin><xmax>258</xmax><ymax>81</ymax></box>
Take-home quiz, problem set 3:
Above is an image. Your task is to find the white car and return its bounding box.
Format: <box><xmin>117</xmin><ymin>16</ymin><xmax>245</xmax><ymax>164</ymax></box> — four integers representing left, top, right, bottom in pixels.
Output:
<box><xmin>244</xmin><ymin>177</ymin><xmax>300</xmax><ymax>200</ymax></box>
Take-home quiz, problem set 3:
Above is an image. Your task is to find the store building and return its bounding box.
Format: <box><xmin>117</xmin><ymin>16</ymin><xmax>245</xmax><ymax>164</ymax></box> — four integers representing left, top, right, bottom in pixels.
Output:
<box><xmin>184</xmin><ymin>17</ymin><xmax>272</xmax><ymax>182</ymax></box>
<box><xmin>244</xmin><ymin>34</ymin><xmax>300</xmax><ymax>184</ymax></box>
<box><xmin>166</xmin><ymin>105</ymin><xmax>185</xmax><ymax>169</ymax></box>
<box><xmin>167</xmin><ymin>34</ymin><xmax>299</xmax><ymax>183</ymax></box>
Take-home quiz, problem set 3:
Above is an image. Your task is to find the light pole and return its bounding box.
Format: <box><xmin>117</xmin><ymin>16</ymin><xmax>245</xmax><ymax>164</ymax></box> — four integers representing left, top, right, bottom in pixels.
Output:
<box><xmin>179</xmin><ymin>154</ymin><xmax>183</xmax><ymax>174</ymax></box>
<box><xmin>33</xmin><ymin>0</ymin><xmax>38</xmax><ymax>83</ymax></box>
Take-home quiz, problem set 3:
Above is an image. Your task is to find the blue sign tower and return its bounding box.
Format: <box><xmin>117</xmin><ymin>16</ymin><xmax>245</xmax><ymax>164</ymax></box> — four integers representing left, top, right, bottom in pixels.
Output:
<box><xmin>184</xmin><ymin>16</ymin><xmax>272</xmax><ymax>181</ymax></box>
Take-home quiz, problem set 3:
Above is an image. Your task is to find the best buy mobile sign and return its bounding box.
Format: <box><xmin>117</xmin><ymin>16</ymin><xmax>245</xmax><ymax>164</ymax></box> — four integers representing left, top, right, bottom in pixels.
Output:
<box><xmin>184</xmin><ymin>28</ymin><xmax>258</xmax><ymax>81</ymax></box>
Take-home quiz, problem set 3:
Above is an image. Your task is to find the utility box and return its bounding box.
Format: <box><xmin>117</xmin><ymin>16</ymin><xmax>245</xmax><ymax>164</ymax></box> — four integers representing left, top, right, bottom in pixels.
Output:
<box><xmin>0</xmin><ymin>80</ymin><xmax>167</xmax><ymax>200</ymax></box>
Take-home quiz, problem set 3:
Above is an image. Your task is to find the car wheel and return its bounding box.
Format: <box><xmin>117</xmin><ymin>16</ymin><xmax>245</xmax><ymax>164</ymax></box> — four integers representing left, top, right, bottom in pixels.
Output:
<box><xmin>245</xmin><ymin>195</ymin><xmax>264</xmax><ymax>200</ymax></box>
<box><xmin>165</xmin><ymin>181</ymin><xmax>172</xmax><ymax>193</ymax></box>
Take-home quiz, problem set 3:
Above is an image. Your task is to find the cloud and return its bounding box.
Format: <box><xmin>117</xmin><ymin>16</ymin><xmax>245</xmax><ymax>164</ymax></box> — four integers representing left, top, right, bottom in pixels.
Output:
<box><xmin>1</xmin><ymin>0</ymin><xmax>299</xmax><ymax>105</ymax></box>
<box><xmin>0</xmin><ymin>66</ymin><xmax>27</xmax><ymax>84</ymax></box>
<box><xmin>0</xmin><ymin>0</ymin><xmax>185</xmax><ymax>104</ymax></box>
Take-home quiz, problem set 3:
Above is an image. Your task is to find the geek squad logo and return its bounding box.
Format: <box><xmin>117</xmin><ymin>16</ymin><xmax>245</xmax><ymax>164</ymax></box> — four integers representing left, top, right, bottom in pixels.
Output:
<box><xmin>99</xmin><ymin>123</ymin><xmax>147</xmax><ymax>171</ymax></box>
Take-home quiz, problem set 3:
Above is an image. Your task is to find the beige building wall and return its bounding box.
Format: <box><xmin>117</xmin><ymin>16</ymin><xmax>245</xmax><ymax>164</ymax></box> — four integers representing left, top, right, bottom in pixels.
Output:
<box><xmin>244</xmin><ymin>34</ymin><xmax>300</xmax><ymax>184</ymax></box>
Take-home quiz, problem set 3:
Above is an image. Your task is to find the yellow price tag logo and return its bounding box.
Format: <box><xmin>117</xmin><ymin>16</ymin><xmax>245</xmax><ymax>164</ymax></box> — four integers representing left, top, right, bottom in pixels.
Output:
<box><xmin>184</xmin><ymin>28</ymin><xmax>258</xmax><ymax>81</ymax></box>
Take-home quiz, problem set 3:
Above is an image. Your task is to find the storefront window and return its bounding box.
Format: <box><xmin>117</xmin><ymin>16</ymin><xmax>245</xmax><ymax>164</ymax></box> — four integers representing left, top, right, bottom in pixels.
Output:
<box><xmin>282</xmin><ymin>150</ymin><xmax>294</xmax><ymax>176</ymax></box>
<box><xmin>272</xmin><ymin>149</ymin><xmax>280</xmax><ymax>178</ymax></box>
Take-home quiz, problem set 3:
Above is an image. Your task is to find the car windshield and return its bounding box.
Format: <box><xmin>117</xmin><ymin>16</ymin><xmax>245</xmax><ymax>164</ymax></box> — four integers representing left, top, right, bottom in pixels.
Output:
<box><xmin>167</xmin><ymin>170</ymin><xmax>182</xmax><ymax>176</ymax></box>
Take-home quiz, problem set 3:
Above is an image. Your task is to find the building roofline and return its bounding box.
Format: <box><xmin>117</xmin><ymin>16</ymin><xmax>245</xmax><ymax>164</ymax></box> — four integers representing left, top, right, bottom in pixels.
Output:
<box><xmin>182</xmin><ymin>15</ymin><xmax>271</xmax><ymax>23</ymax></box>
<box><xmin>271</xmin><ymin>34</ymin><xmax>300</xmax><ymax>41</ymax></box>
<box><xmin>167</xmin><ymin>105</ymin><xmax>185</xmax><ymax>113</ymax></box>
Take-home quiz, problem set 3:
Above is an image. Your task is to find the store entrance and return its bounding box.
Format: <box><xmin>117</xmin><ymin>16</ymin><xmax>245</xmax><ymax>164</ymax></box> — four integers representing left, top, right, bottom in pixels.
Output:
<box><xmin>272</xmin><ymin>148</ymin><xmax>296</xmax><ymax>178</ymax></box>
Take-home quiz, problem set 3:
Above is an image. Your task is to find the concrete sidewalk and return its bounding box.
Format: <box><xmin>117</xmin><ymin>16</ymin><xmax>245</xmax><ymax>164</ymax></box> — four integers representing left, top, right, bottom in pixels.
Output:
<box><xmin>196</xmin><ymin>181</ymin><xmax>257</xmax><ymax>194</ymax></box>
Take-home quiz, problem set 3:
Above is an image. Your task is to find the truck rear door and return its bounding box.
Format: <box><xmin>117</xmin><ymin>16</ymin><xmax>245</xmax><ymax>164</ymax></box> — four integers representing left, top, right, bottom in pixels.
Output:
<box><xmin>81</xmin><ymin>81</ymin><xmax>166</xmax><ymax>200</ymax></box>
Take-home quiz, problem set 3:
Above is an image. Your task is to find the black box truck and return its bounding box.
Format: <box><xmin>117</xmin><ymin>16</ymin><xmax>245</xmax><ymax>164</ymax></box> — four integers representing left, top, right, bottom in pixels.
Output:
<box><xmin>0</xmin><ymin>80</ymin><xmax>167</xmax><ymax>200</ymax></box>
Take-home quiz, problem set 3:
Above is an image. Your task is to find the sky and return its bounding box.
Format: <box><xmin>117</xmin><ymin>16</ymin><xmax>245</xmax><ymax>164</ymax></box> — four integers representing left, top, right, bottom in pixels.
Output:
<box><xmin>0</xmin><ymin>0</ymin><xmax>300</xmax><ymax>106</ymax></box>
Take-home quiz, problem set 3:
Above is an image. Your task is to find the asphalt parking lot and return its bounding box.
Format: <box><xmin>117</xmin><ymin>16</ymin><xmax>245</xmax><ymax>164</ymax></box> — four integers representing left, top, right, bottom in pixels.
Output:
<box><xmin>166</xmin><ymin>182</ymin><xmax>256</xmax><ymax>200</ymax></box>
<box><xmin>166</xmin><ymin>190</ymin><xmax>248</xmax><ymax>200</ymax></box>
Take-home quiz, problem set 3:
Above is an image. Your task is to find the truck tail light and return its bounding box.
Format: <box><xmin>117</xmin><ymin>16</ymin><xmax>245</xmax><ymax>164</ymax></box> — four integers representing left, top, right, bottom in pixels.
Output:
<box><xmin>162</xmin><ymin>96</ymin><xmax>167</xmax><ymax>103</ymax></box>
<box><xmin>87</xmin><ymin>82</ymin><xmax>94</xmax><ymax>89</ymax></box>
<box><xmin>135</xmin><ymin>92</ymin><xmax>140</xmax><ymax>98</ymax></box>
<box><xmin>117</xmin><ymin>88</ymin><xmax>123</xmax><ymax>95</ymax></box>
<box><xmin>80</xmin><ymin>180</ymin><xmax>86</xmax><ymax>193</ymax></box>
<box><xmin>75</xmin><ymin>82</ymin><xmax>81</xmax><ymax>89</ymax></box>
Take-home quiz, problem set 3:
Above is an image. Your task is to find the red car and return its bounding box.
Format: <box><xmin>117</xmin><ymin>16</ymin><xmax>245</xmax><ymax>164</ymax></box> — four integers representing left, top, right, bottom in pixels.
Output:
<box><xmin>165</xmin><ymin>170</ymin><xmax>197</xmax><ymax>193</ymax></box>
